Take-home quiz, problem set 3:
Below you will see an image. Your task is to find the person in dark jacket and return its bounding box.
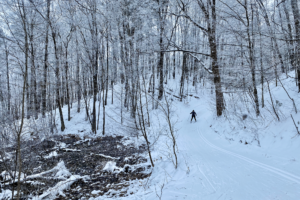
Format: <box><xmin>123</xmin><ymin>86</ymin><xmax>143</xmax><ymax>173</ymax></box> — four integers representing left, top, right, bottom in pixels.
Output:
<box><xmin>190</xmin><ymin>110</ymin><xmax>197</xmax><ymax>122</ymax></box>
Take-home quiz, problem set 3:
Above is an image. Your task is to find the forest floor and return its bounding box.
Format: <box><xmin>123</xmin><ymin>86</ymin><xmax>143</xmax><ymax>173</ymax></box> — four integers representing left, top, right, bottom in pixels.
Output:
<box><xmin>1</xmin><ymin>73</ymin><xmax>300</xmax><ymax>199</ymax></box>
<box><xmin>0</xmin><ymin>134</ymin><xmax>151</xmax><ymax>199</ymax></box>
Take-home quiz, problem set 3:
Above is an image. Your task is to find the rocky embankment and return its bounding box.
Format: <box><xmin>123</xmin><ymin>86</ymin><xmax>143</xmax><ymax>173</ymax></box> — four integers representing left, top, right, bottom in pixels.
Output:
<box><xmin>0</xmin><ymin>135</ymin><xmax>151</xmax><ymax>199</ymax></box>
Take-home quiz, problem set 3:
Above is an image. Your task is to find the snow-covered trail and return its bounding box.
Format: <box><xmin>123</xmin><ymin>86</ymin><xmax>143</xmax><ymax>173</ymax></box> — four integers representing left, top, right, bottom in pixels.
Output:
<box><xmin>161</xmin><ymin>111</ymin><xmax>300</xmax><ymax>200</ymax></box>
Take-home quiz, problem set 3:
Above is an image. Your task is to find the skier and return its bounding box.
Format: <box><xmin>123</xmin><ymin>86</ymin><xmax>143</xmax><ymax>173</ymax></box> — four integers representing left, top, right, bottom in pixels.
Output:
<box><xmin>190</xmin><ymin>110</ymin><xmax>197</xmax><ymax>122</ymax></box>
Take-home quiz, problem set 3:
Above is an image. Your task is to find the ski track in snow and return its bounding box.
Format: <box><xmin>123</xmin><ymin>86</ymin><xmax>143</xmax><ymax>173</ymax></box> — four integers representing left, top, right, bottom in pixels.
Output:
<box><xmin>197</xmin><ymin>127</ymin><xmax>300</xmax><ymax>185</ymax></box>
<box><xmin>169</xmin><ymin>112</ymin><xmax>300</xmax><ymax>200</ymax></box>
<box><xmin>197</xmin><ymin>164</ymin><xmax>217</xmax><ymax>193</ymax></box>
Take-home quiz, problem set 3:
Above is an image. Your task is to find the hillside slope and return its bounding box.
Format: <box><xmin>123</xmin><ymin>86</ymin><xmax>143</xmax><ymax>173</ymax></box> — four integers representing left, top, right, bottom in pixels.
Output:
<box><xmin>125</xmin><ymin>75</ymin><xmax>300</xmax><ymax>200</ymax></box>
<box><xmin>1</xmin><ymin>75</ymin><xmax>300</xmax><ymax>200</ymax></box>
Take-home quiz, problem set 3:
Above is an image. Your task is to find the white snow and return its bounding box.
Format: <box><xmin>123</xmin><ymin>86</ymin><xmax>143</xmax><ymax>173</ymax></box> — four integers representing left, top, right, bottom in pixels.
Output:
<box><xmin>57</xmin><ymin>142</ymin><xmax>67</xmax><ymax>148</ymax></box>
<box><xmin>127</xmin><ymin>75</ymin><xmax>300</xmax><ymax>200</ymax></box>
<box><xmin>25</xmin><ymin>160</ymin><xmax>71</xmax><ymax>181</ymax></box>
<box><xmin>54</xmin><ymin>161</ymin><xmax>72</xmax><ymax>179</ymax></box>
<box><xmin>2</xmin><ymin>72</ymin><xmax>300</xmax><ymax>200</ymax></box>
<box><xmin>88</xmin><ymin>74</ymin><xmax>300</xmax><ymax>199</ymax></box>
<box><xmin>32</xmin><ymin>175</ymin><xmax>90</xmax><ymax>200</ymax></box>
<box><xmin>44</xmin><ymin>151</ymin><xmax>58</xmax><ymax>159</ymax></box>
<box><xmin>62</xmin><ymin>148</ymin><xmax>81</xmax><ymax>152</ymax></box>
<box><xmin>91</xmin><ymin>190</ymin><xmax>101</xmax><ymax>195</ymax></box>
<box><xmin>103</xmin><ymin>161</ymin><xmax>122</xmax><ymax>173</ymax></box>
<box><xmin>94</xmin><ymin>153</ymin><xmax>119</xmax><ymax>160</ymax></box>
<box><xmin>0</xmin><ymin>171</ymin><xmax>11</xmax><ymax>180</ymax></box>
<box><xmin>0</xmin><ymin>189</ymin><xmax>12</xmax><ymax>200</ymax></box>
<box><xmin>122</xmin><ymin>138</ymin><xmax>134</xmax><ymax>146</ymax></box>
<box><xmin>29</xmin><ymin>160</ymin><xmax>90</xmax><ymax>200</ymax></box>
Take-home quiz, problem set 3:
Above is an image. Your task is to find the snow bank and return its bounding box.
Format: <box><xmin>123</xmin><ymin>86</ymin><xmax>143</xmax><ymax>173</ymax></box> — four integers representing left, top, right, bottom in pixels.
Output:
<box><xmin>30</xmin><ymin>160</ymin><xmax>90</xmax><ymax>199</ymax></box>
<box><xmin>0</xmin><ymin>189</ymin><xmax>12</xmax><ymax>200</ymax></box>
<box><xmin>26</xmin><ymin>160</ymin><xmax>70</xmax><ymax>180</ymax></box>
<box><xmin>55</xmin><ymin>161</ymin><xmax>72</xmax><ymax>179</ymax></box>
<box><xmin>32</xmin><ymin>175</ymin><xmax>90</xmax><ymax>200</ymax></box>
<box><xmin>103</xmin><ymin>161</ymin><xmax>122</xmax><ymax>173</ymax></box>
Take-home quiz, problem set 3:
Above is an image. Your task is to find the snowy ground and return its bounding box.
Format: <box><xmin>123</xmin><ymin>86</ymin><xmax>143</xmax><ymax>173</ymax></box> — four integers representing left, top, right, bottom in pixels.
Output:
<box><xmin>1</xmin><ymin>74</ymin><xmax>300</xmax><ymax>199</ymax></box>
<box><xmin>118</xmin><ymin>75</ymin><xmax>300</xmax><ymax>200</ymax></box>
<box><xmin>144</xmin><ymin>97</ymin><xmax>300</xmax><ymax>200</ymax></box>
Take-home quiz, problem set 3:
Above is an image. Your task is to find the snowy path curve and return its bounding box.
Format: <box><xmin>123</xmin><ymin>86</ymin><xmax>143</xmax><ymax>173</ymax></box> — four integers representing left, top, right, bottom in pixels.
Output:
<box><xmin>166</xmin><ymin>119</ymin><xmax>300</xmax><ymax>200</ymax></box>
<box><xmin>197</xmin><ymin>127</ymin><xmax>300</xmax><ymax>185</ymax></box>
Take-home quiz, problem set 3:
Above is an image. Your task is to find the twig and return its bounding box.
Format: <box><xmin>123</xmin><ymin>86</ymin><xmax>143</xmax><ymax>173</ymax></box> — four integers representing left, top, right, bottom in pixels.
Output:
<box><xmin>266</xmin><ymin>79</ymin><xmax>280</xmax><ymax>121</ymax></box>
<box><xmin>290</xmin><ymin>114</ymin><xmax>300</xmax><ymax>135</ymax></box>
<box><xmin>155</xmin><ymin>183</ymin><xmax>165</xmax><ymax>200</ymax></box>
<box><xmin>277</xmin><ymin>77</ymin><xmax>297</xmax><ymax>113</ymax></box>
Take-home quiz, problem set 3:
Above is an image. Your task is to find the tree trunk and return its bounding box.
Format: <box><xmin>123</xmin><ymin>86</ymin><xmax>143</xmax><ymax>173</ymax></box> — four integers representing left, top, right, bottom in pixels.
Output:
<box><xmin>102</xmin><ymin>86</ymin><xmax>105</xmax><ymax>135</ymax></box>
<box><xmin>76</xmin><ymin>38</ymin><xmax>81</xmax><ymax>113</ymax></box>
<box><xmin>291</xmin><ymin>0</ymin><xmax>300</xmax><ymax>92</ymax></box>
<box><xmin>17</xmin><ymin>2</ymin><xmax>29</xmax><ymax>198</ymax></box>
<box><xmin>246</xmin><ymin>0</ymin><xmax>260</xmax><ymax>116</ymax></box>
<box><xmin>282</xmin><ymin>2</ymin><xmax>295</xmax><ymax>70</ymax></box>
<box><xmin>30</xmin><ymin>26</ymin><xmax>38</xmax><ymax>120</ymax></box>
<box><xmin>210</xmin><ymin>0</ymin><xmax>224</xmax><ymax>116</ymax></box>
<box><xmin>65</xmin><ymin>47</ymin><xmax>71</xmax><ymax>121</ymax></box>
<box><xmin>158</xmin><ymin>28</ymin><xmax>164</xmax><ymax>100</ymax></box>
<box><xmin>257</xmin><ymin>0</ymin><xmax>285</xmax><ymax>74</ymax></box>
<box><xmin>105</xmin><ymin>38</ymin><xmax>109</xmax><ymax>105</ymax></box>
<box><xmin>180</xmin><ymin>53</ymin><xmax>187</xmax><ymax>101</ymax></box>
<box><xmin>52</xmin><ymin>32</ymin><xmax>65</xmax><ymax>132</ymax></box>
<box><xmin>5</xmin><ymin>45</ymin><xmax>10</xmax><ymax>115</ymax></box>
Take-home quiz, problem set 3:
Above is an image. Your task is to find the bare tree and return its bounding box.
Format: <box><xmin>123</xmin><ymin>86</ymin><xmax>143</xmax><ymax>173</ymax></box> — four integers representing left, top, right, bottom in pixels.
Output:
<box><xmin>291</xmin><ymin>0</ymin><xmax>300</xmax><ymax>92</ymax></box>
